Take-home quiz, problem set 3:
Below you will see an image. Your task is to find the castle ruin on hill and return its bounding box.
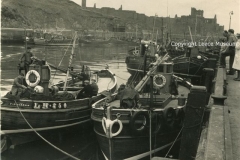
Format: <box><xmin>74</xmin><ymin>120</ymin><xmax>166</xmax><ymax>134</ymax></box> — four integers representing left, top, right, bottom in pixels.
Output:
<box><xmin>82</xmin><ymin>0</ymin><xmax>224</xmax><ymax>38</ymax></box>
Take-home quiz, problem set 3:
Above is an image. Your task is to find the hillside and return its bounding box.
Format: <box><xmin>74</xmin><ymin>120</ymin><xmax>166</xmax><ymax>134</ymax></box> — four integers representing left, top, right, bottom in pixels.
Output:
<box><xmin>1</xmin><ymin>0</ymin><xmax>115</xmax><ymax>30</ymax></box>
<box><xmin>1</xmin><ymin>0</ymin><xmax>149</xmax><ymax>32</ymax></box>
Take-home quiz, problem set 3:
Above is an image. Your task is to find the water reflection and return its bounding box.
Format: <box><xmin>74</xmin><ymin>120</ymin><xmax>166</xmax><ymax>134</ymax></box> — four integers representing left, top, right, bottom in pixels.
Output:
<box><xmin>1</xmin><ymin>44</ymin><xmax>132</xmax><ymax>160</ymax></box>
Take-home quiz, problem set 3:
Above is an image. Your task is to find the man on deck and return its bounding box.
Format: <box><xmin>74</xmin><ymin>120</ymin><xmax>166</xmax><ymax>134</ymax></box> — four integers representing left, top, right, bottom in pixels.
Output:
<box><xmin>90</xmin><ymin>79</ymin><xmax>99</xmax><ymax>96</ymax></box>
<box><xmin>119</xmin><ymin>85</ymin><xmax>139</xmax><ymax>108</ymax></box>
<box><xmin>19</xmin><ymin>46</ymin><xmax>34</xmax><ymax>74</ymax></box>
<box><xmin>77</xmin><ymin>80</ymin><xmax>92</xmax><ymax>99</ymax></box>
<box><xmin>11</xmin><ymin>73</ymin><xmax>27</xmax><ymax>97</ymax></box>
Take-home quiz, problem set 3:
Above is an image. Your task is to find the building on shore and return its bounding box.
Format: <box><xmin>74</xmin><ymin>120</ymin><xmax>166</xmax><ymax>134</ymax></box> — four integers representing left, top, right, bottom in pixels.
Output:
<box><xmin>82</xmin><ymin>0</ymin><xmax>223</xmax><ymax>38</ymax></box>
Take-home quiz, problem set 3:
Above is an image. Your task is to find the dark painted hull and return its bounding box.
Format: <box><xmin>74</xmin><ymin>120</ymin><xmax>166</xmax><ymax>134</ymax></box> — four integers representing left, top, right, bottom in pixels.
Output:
<box><xmin>125</xmin><ymin>55</ymin><xmax>217</xmax><ymax>84</ymax></box>
<box><xmin>1</xmin><ymin>99</ymin><xmax>92</xmax><ymax>130</ymax></box>
<box><xmin>94</xmin><ymin>121</ymin><xmax>180</xmax><ymax>160</ymax></box>
<box><xmin>92</xmin><ymin>97</ymin><xmax>185</xmax><ymax>159</ymax></box>
<box><xmin>97</xmin><ymin>129</ymin><xmax>177</xmax><ymax>160</ymax></box>
<box><xmin>1</xmin><ymin>70</ymin><xmax>117</xmax><ymax>136</ymax></box>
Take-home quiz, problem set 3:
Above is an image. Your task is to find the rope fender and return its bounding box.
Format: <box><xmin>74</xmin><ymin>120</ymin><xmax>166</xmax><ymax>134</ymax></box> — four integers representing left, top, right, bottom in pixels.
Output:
<box><xmin>102</xmin><ymin>117</ymin><xmax>123</xmax><ymax>138</ymax></box>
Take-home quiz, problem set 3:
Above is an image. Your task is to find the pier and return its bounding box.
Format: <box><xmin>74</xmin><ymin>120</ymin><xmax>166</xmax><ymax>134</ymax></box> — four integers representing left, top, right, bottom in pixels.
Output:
<box><xmin>152</xmin><ymin>67</ymin><xmax>240</xmax><ymax>160</ymax></box>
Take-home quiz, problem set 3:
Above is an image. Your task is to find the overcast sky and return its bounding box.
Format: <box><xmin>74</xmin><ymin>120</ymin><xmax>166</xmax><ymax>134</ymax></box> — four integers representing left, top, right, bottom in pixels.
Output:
<box><xmin>72</xmin><ymin>0</ymin><xmax>240</xmax><ymax>33</ymax></box>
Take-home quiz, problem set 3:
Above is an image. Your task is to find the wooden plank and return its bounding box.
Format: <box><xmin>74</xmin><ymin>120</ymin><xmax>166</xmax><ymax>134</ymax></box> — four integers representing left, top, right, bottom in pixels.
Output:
<box><xmin>224</xmin><ymin>106</ymin><xmax>233</xmax><ymax>160</ymax></box>
<box><xmin>211</xmin><ymin>67</ymin><xmax>227</xmax><ymax>105</ymax></box>
<box><xmin>196</xmin><ymin>127</ymin><xmax>208</xmax><ymax>160</ymax></box>
<box><xmin>204</xmin><ymin>105</ymin><xmax>224</xmax><ymax>160</ymax></box>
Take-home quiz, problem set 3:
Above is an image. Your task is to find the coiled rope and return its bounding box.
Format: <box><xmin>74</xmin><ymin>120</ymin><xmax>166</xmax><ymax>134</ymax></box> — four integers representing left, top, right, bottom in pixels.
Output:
<box><xmin>14</xmin><ymin>100</ymin><xmax>81</xmax><ymax>160</ymax></box>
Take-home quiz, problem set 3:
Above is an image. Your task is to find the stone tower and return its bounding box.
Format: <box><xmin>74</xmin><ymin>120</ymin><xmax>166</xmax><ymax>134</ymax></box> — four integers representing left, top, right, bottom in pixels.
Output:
<box><xmin>82</xmin><ymin>0</ymin><xmax>86</xmax><ymax>8</ymax></box>
<box><xmin>119</xmin><ymin>5</ymin><xmax>122</xmax><ymax>10</ymax></box>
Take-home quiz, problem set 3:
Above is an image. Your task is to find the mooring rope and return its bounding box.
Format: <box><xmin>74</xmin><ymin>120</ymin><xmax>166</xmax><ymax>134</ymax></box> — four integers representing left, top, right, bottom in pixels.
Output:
<box><xmin>14</xmin><ymin>100</ymin><xmax>81</xmax><ymax>160</ymax></box>
<box><xmin>164</xmin><ymin>126</ymin><xmax>183</xmax><ymax>158</ymax></box>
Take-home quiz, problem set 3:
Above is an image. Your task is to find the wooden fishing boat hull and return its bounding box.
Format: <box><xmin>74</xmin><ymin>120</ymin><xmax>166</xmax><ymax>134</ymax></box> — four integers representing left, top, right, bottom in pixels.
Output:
<box><xmin>1</xmin><ymin>99</ymin><xmax>92</xmax><ymax>130</ymax></box>
<box><xmin>91</xmin><ymin>98</ymin><xmax>185</xmax><ymax>160</ymax></box>
<box><xmin>125</xmin><ymin>55</ymin><xmax>155</xmax><ymax>76</ymax></box>
<box><xmin>126</xmin><ymin>55</ymin><xmax>217</xmax><ymax>84</ymax></box>
<box><xmin>96</xmin><ymin>130</ymin><xmax>179</xmax><ymax>160</ymax></box>
<box><xmin>0</xmin><ymin>69</ymin><xmax>117</xmax><ymax>148</ymax></box>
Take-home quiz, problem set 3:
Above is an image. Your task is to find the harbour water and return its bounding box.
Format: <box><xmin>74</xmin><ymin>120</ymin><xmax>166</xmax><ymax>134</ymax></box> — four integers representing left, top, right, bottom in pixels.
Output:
<box><xmin>1</xmin><ymin>43</ymin><xmax>132</xmax><ymax>160</ymax></box>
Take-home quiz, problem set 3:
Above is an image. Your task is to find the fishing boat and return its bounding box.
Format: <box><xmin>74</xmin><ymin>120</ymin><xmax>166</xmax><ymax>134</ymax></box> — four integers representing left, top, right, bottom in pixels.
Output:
<box><xmin>0</xmin><ymin>32</ymin><xmax>118</xmax><ymax>149</ymax></box>
<box><xmin>33</xmin><ymin>31</ymin><xmax>74</xmax><ymax>46</ymax></box>
<box><xmin>125</xmin><ymin>40</ymin><xmax>218</xmax><ymax>85</ymax></box>
<box><xmin>91</xmin><ymin>54</ymin><xmax>193</xmax><ymax>160</ymax></box>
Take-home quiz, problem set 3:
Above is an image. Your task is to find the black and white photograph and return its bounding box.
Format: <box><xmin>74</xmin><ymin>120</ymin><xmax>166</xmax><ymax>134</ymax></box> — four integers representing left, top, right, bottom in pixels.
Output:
<box><xmin>1</xmin><ymin>0</ymin><xmax>240</xmax><ymax>159</ymax></box>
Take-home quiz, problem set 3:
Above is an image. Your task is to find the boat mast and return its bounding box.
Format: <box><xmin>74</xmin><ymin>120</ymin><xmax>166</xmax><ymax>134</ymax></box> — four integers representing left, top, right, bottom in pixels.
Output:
<box><xmin>161</xmin><ymin>18</ymin><xmax>164</xmax><ymax>46</ymax></box>
<box><xmin>149</xmin><ymin>75</ymin><xmax>154</xmax><ymax>159</ymax></box>
<box><xmin>188</xmin><ymin>26</ymin><xmax>194</xmax><ymax>43</ymax></box>
<box><xmin>63</xmin><ymin>31</ymin><xmax>78</xmax><ymax>91</ymax></box>
<box><xmin>136</xmin><ymin>24</ymin><xmax>138</xmax><ymax>41</ymax></box>
<box><xmin>152</xmin><ymin>14</ymin><xmax>157</xmax><ymax>41</ymax></box>
<box><xmin>24</xmin><ymin>28</ymin><xmax>27</xmax><ymax>51</ymax></box>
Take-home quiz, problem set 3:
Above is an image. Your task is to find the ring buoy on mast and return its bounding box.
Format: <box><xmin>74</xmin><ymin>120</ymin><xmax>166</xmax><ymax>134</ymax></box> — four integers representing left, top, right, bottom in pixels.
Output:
<box><xmin>153</xmin><ymin>74</ymin><xmax>167</xmax><ymax>88</ymax></box>
<box><xmin>25</xmin><ymin>70</ymin><xmax>40</xmax><ymax>87</ymax></box>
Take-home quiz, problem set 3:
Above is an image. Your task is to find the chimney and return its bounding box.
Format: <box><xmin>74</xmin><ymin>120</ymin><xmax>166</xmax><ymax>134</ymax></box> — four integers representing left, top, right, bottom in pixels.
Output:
<box><xmin>82</xmin><ymin>0</ymin><xmax>86</xmax><ymax>8</ymax></box>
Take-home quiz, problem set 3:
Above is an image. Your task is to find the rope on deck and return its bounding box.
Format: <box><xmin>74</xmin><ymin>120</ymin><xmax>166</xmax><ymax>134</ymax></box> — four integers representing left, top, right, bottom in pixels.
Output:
<box><xmin>14</xmin><ymin>100</ymin><xmax>81</xmax><ymax>160</ymax></box>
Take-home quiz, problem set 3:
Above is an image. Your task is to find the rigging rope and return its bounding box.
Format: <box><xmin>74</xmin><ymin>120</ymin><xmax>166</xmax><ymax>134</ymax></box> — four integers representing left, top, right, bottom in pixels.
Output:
<box><xmin>14</xmin><ymin>100</ymin><xmax>81</xmax><ymax>160</ymax></box>
<box><xmin>114</xmin><ymin>75</ymin><xmax>128</xmax><ymax>81</ymax></box>
<box><xmin>50</xmin><ymin>34</ymin><xmax>75</xmax><ymax>83</ymax></box>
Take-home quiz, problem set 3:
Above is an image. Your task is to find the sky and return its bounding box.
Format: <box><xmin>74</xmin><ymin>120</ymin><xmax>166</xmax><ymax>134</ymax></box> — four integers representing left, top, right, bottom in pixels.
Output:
<box><xmin>71</xmin><ymin>0</ymin><xmax>240</xmax><ymax>34</ymax></box>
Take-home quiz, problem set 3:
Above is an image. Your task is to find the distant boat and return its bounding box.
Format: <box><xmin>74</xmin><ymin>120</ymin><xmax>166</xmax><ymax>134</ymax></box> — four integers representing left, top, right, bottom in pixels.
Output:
<box><xmin>78</xmin><ymin>37</ymin><xmax>139</xmax><ymax>46</ymax></box>
<box><xmin>125</xmin><ymin>41</ymin><xmax>218</xmax><ymax>85</ymax></box>
<box><xmin>1</xmin><ymin>28</ymin><xmax>34</xmax><ymax>44</ymax></box>
<box><xmin>33</xmin><ymin>33</ymin><xmax>74</xmax><ymax>46</ymax></box>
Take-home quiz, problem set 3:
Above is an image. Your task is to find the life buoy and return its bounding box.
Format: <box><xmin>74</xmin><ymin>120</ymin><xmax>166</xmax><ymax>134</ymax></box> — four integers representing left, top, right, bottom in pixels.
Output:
<box><xmin>163</xmin><ymin>107</ymin><xmax>176</xmax><ymax>129</ymax></box>
<box><xmin>133</xmin><ymin>50</ymin><xmax>139</xmax><ymax>56</ymax></box>
<box><xmin>153</xmin><ymin>74</ymin><xmax>166</xmax><ymax>88</ymax></box>
<box><xmin>129</xmin><ymin>111</ymin><xmax>149</xmax><ymax>135</ymax></box>
<box><xmin>25</xmin><ymin>70</ymin><xmax>40</xmax><ymax>87</ymax></box>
